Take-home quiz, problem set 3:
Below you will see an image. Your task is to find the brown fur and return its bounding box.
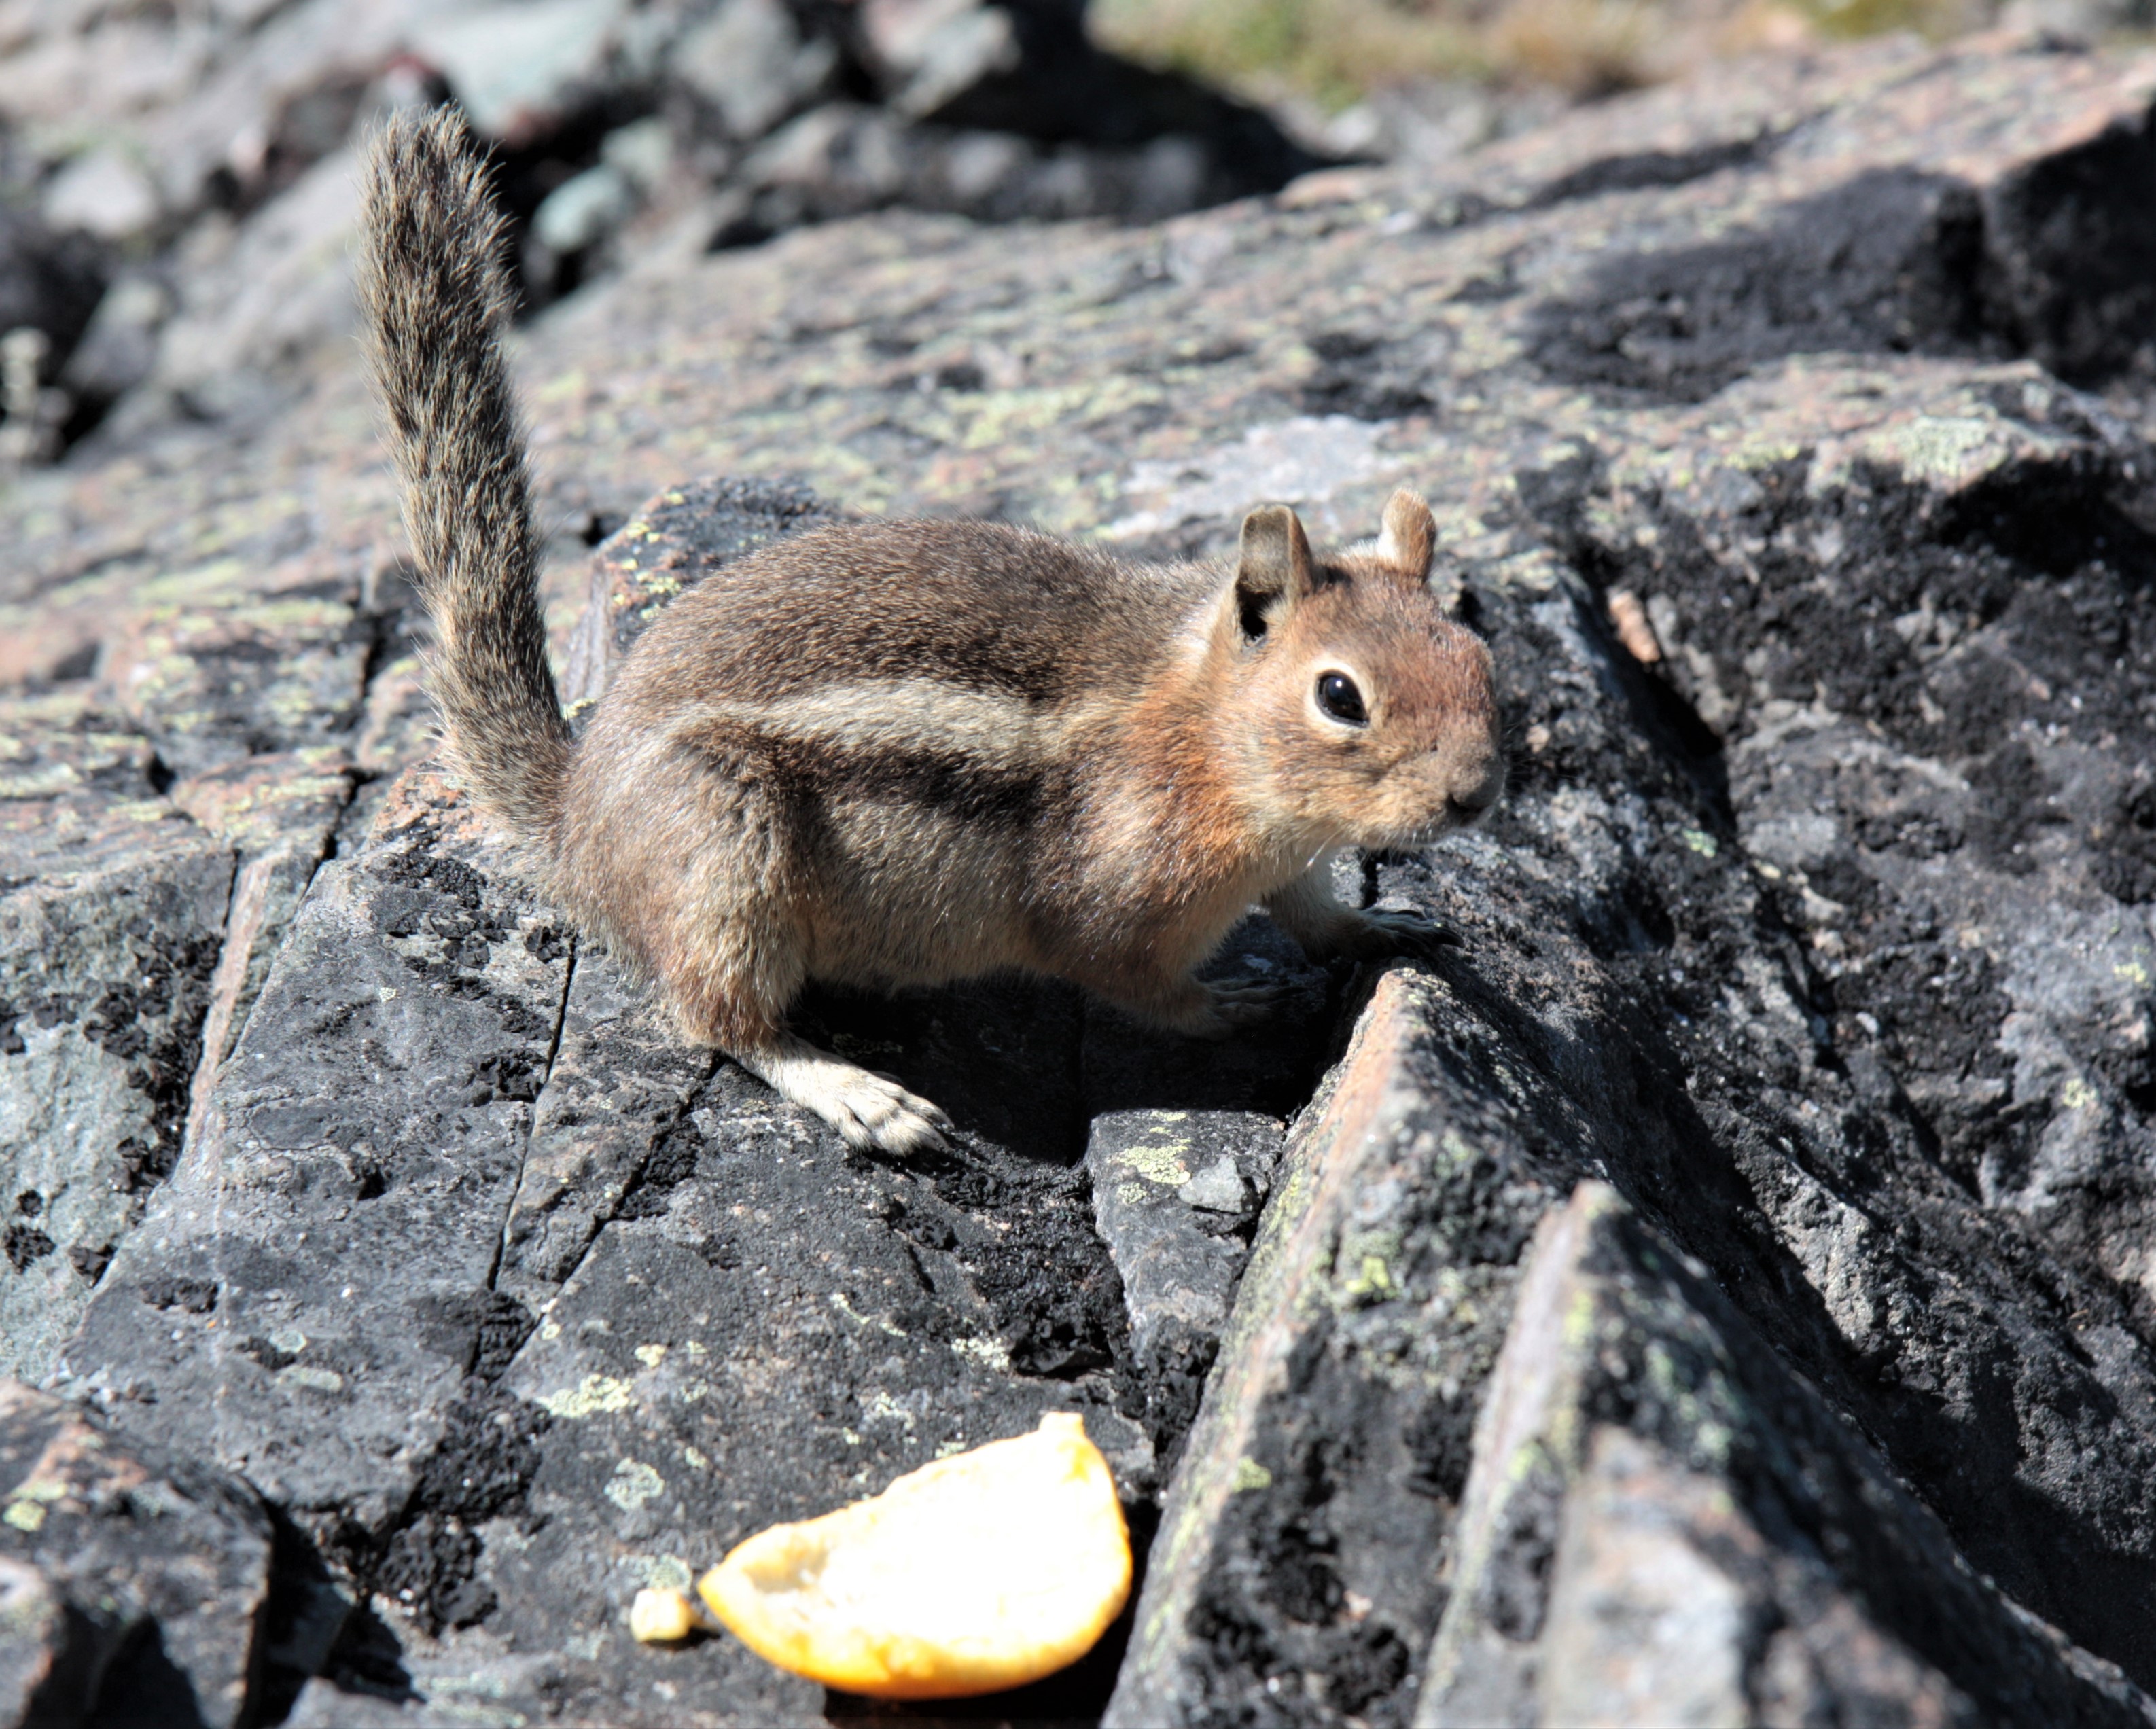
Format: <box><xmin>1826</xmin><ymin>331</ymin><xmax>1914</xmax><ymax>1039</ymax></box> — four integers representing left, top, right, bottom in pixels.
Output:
<box><xmin>357</xmin><ymin>109</ymin><xmax>569</xmax><ymax>844</ymax></box>
<box><xmin>359</xmin><ymin>110</ymin><xmax>1506</xmax><ymax>1152</ymax></box>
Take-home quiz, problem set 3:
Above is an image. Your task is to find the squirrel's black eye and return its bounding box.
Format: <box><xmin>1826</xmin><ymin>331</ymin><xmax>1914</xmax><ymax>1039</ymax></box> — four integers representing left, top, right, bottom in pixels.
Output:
<box><xmin>1316</xmin><ymin>671</ymin><xmax>1367</xmax><ymax>725</ymax></box>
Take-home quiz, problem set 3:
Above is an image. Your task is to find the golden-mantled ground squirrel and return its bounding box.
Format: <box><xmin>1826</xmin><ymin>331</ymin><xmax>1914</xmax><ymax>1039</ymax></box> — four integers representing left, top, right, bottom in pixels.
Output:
<box><xmin>359</xmin><ymin>110</ymin><xmax>1505</xmax><ymax>1154</ymax></box>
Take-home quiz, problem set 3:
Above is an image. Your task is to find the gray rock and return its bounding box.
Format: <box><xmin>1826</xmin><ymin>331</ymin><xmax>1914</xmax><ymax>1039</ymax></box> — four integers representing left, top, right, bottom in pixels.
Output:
<box><xmin>0</xmin><ymin>1379</ymin><xmax>272</xmax><ymax>1729</ymax></box>
<box><xmin>494</xmin><ymin>946</ymin><xmax>709</xmax><ymax>1304</ymax></box>
<box><xmin>1109</xmin><ymin>971</ymin><xmax>1546</xmax><ymax>1729</ymax></box>
<box><xmin>1088</xmin><ymin>1108</ymin><xmax>1278</xmax><ymax>1385</ymax></box>
<box><xmin>726</xmin><ymin>101</ymin><xmax>1284</xmax><ymax>234</ymax></box>
<box><xmin>601</xmin><ymin>116</ymin><xmax>677</xmax><ymax>196</ymax></box>
<box><xmin>41</xmin><ymin>149</ymin><xmax>162</xmax><ymax>243</ymax></box>
<box><xmin>858</xmin><ymin>0</ymin><xmax>1023</xmax><ymax>122</ymax></box>
<box><xmin>412</xmin><ymin>0</ymin><xmax>626</xmax><ymax>143</ymax></box>
<box><xmin>1418</xmin><ymin>1183</ymin><xmax>2154</xmax><ymax>1726</ymax></box>
<box><xmin>0</xmin><ymin>702</ymin><xmax>232</xmax><ymax>1383</ymax></box>
<box><xmin>1089</xmin><ymin>1103</ymin><xmax>1281</xmax><ymax>1457</ymax></box>
<box><xmin>1178</xmin><ymin>1152</ymin><xmax>1252</xmax><ymax>1214</ymax></box>
<box><xmin>562</xmin><ymin>478</ymin><xmax>841</xmax><ymax>707</ymax></box>
<box><xmin>59</xmin><ymin>277</ymin><xmax>172</xmax><ymax>410</ymax></box>
<box><xmin>531</xmin><ymin>162</ymin><xmax>635</xmax><ymax>255</ymax></box>
<box><xmin>144</xmin><ymin>146</ymin><xmax>365</xmax><ymax>423</ymax></box>
<box><xmin>64</xmin><ymin>767</ymin><xmax>570</xmax><ymax>1533</ymax></box>
<box><xmin>673</xmin><ymin>0</ymin><xmax>836</xmax><ymax>141</ymax></box>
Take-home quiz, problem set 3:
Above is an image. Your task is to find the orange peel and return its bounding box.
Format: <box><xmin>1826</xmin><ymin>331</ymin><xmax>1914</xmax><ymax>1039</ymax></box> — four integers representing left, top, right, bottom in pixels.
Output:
<box><xmin>697</xmin><ymin>1412</ymin><xmax>1131</xmax><ymax>1700</ymax></box>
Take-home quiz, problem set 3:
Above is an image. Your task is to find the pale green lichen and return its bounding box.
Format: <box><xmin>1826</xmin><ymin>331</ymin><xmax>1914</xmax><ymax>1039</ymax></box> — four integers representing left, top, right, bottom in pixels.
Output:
<box><xmin>832</xmin><ymin>1291</ymin><xmax>907</xmax><ymax>1337</ymax></box>
<box><xmin>1341</xmin><ymin>1253</ymin><xmax>1394</xmax><ymax>1301</ymax></box>
<box><xmin>1117</xmin><ymin>1136</ymin><xmax>1193</xmax><ymax>1187</ymax></box>
<box><xmin>605</xmin><ymin>1460</ymin><xmax>666</xmax><ymax>1511</ymax></box>
<box><xmin>865</xmin><ymin>1391</ymin><xmax>918</xmax><ymax>1429</ymax></box>
<box><xmin>627</xmin><ymin>1552</ymin><xmax>694</xmax><ymax>1593</ymax></box>
<box><xmin>952</xmin><ymin>1335</ymin><xmax>1012</xmax><ymax>1374</ymax></box>
<box><xmin>540</xmin><ymin>1374</ymin><xmax>637</xmax><ymax>1419</ymax></box>
<box><xmin>1875</xmin><ymin>414</ymin><xmax>1998</xmax><ymax>486</ymax></box>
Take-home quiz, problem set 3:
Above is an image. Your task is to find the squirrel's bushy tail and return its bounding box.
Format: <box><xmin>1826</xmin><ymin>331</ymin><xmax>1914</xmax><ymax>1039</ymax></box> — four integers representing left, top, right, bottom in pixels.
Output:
<box><xmin>358</xmin><ymin>107</ymin><xmax>571</xmax><ymax>843</ymax></box>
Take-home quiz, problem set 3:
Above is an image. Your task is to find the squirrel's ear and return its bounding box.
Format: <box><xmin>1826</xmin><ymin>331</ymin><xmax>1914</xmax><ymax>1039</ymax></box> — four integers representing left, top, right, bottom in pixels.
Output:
<box><xmin>1235</xmin><ymin>504</ymin><xmax>1315</xmax><ymax>638</ymax></box>
<box><xmin>1375</xmin><ymin>488</ymin><xmax>1434</xmax><ymax>581</ymax></box>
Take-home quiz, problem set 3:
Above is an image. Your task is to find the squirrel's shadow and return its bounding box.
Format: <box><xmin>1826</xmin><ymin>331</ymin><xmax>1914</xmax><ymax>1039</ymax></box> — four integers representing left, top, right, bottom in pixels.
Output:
<box><xmin>791</xmin><ymin>914</ymin><xmax>1347</xmax><ymax>1168</ymax></box>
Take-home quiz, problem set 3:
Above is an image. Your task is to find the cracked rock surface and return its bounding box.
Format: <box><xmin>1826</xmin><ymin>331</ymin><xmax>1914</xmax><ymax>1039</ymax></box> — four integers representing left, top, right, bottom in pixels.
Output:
<box><xmin>5</xmin><ymin>29</ymin><xmax>2156</xmax><ymax>1729</ymax></box>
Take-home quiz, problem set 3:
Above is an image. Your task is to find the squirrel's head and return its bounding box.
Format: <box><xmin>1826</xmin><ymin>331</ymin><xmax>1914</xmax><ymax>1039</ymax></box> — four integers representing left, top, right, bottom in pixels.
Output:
<box><xmin>1220</xmin><ymin>490</ymin><xmax>1504</xmax><ymax>851</ymax></box>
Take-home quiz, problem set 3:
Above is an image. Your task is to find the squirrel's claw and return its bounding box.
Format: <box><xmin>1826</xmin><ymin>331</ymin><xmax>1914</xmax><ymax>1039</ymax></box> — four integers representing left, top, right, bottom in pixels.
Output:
<box><xmin>749</xmin><ymin>1037</ymin><xmax>951</xmax><ymax>1154</ymax></box>
<box><xmin>867</xmin><ymin>1071</ymin><xmax>954</xmax><ymax>1130</ymax></box>
<box><xmin>1205</xmin><ymin>977</ymin><xmax>1286</xmax><ymax>1029</ymax></box>
<box><xmin>1355</xmin><ymin>908</ymin><xmax>1462</xmax><ymax>958</ymax></box>
<box><xmin>826</xmin><ymin>1070</ymin><xmax>950</xmax><ymax>1154</ymax></box>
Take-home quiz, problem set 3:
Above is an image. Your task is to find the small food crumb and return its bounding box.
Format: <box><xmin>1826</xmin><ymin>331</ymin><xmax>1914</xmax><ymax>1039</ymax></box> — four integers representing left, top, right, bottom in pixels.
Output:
<box><xmin>631</xmin><ymin>1587</ymin><xmax>699</xmax><ymax>1645</ymax></box>
<box><xmin>1606</xmin><ymin>588</ymin><xmax>1662</xmax><ymax>664</ymax></box>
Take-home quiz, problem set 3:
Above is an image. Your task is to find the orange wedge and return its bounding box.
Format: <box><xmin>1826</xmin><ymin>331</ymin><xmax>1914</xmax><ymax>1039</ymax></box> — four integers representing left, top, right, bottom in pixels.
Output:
<box><xmin>697</xmin><ymin>1412</ymin><xmax>1131</xmax><ymax>1700</ymax></box>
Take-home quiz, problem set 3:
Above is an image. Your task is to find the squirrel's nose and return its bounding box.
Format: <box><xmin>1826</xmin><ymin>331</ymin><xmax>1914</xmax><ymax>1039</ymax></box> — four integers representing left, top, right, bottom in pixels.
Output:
<box><xmin>1445</xmin><ymin>754</ymin><xmax>1506</xmax><ymax>822</ymax></box>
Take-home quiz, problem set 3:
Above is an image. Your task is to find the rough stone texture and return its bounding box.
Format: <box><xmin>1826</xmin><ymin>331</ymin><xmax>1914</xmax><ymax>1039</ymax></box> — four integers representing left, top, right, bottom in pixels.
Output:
<box><xmin>1108</xmin><ymin>972</ymin><xmax>1518</xmax><ymax>1729</ymax></box>
<box><xmin>3</xmin><ymin>27</ymin><xmax>2156</xmax><ymax>1727</ymax></box>
<box><xmin>0</xmin><ymin>690</ymin><xmax>233</xmax><ymax>1384</ymax></box>
<box><xmin>1086</xmin><ymin>1106</ymin><xmax>1283</xmax><ymax>1450</ymax></box>
<box><xmin>0</xmin><ymin>607</ymin><xmax>358</xmax><ymax>1388</ymax></box>
<box><xmin>64</xmin><ymin>768</ymin><xmax>569</xmax><ymax>1535</ymax></box>
<box><xmin>0</xmin><ymin>1378</ymin><xmax>272</xmax><ymax>1729</ymax></box>
<box><xmin>1419</xmin><ymin>1182</ymin><xmax>2152</xmax><ymax>1727</ymax></box>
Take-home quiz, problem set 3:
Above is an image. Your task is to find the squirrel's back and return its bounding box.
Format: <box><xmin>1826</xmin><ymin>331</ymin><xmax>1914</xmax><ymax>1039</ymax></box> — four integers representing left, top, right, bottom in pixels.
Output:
<box><xmin>617</xmin><ymin>516</ymin><xmax>1211</xmax><ymax>706</ymax></box>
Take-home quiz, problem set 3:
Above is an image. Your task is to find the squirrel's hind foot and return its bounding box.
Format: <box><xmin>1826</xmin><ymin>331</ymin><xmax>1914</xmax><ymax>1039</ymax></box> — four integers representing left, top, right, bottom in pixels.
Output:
<box><xmin>736</xmin><ymin>1032</ymin><xmax>951</xmax><ymax>1154</ymax></box>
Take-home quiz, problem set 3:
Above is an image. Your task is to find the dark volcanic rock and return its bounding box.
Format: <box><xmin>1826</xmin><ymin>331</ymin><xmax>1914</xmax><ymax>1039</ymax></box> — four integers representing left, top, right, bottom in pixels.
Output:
<box><xmin>1419</xmin><ymin>1183</ymin><xmax>2153</xmax><ymax>1727</ymax></box>
<box><xmin>0</xmin><ymin>1378</ymin><xmax>272</xmax><ymax>1729</ymax></box>
<box><xmin>64</xmin><ymin>767</ymin><xmax>571</xmax><ymax>1535</ymax></box>
<box><xmin>7</xmin><ymin>26</ymin><xmax>2156</xmax><ymax>1729</ymax></box>
<box><xmin>0</xmin><ymin>784</ymin><xmax>228</xmax><ymax>1376</ymax></box>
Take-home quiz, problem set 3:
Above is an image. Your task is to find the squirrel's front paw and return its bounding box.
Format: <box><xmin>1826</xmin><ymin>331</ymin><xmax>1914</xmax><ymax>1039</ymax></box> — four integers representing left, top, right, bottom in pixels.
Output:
<box><xmin>1341</xmin><ymin>908</ymin><xmax>1461</xmax><ymax>961</ymax></box>
<box><xmin>768</xmin><ymin>1055</ymin><xmax>951</xmax><ymax>1154</ymax></box>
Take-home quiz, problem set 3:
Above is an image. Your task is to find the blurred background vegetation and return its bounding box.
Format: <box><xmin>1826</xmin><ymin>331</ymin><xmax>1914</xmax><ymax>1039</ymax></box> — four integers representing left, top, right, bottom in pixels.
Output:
<box><xmin>1095</xmin><ymin>0</ymin><xmax>2091</xmax><ymax>113</ymax></box>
